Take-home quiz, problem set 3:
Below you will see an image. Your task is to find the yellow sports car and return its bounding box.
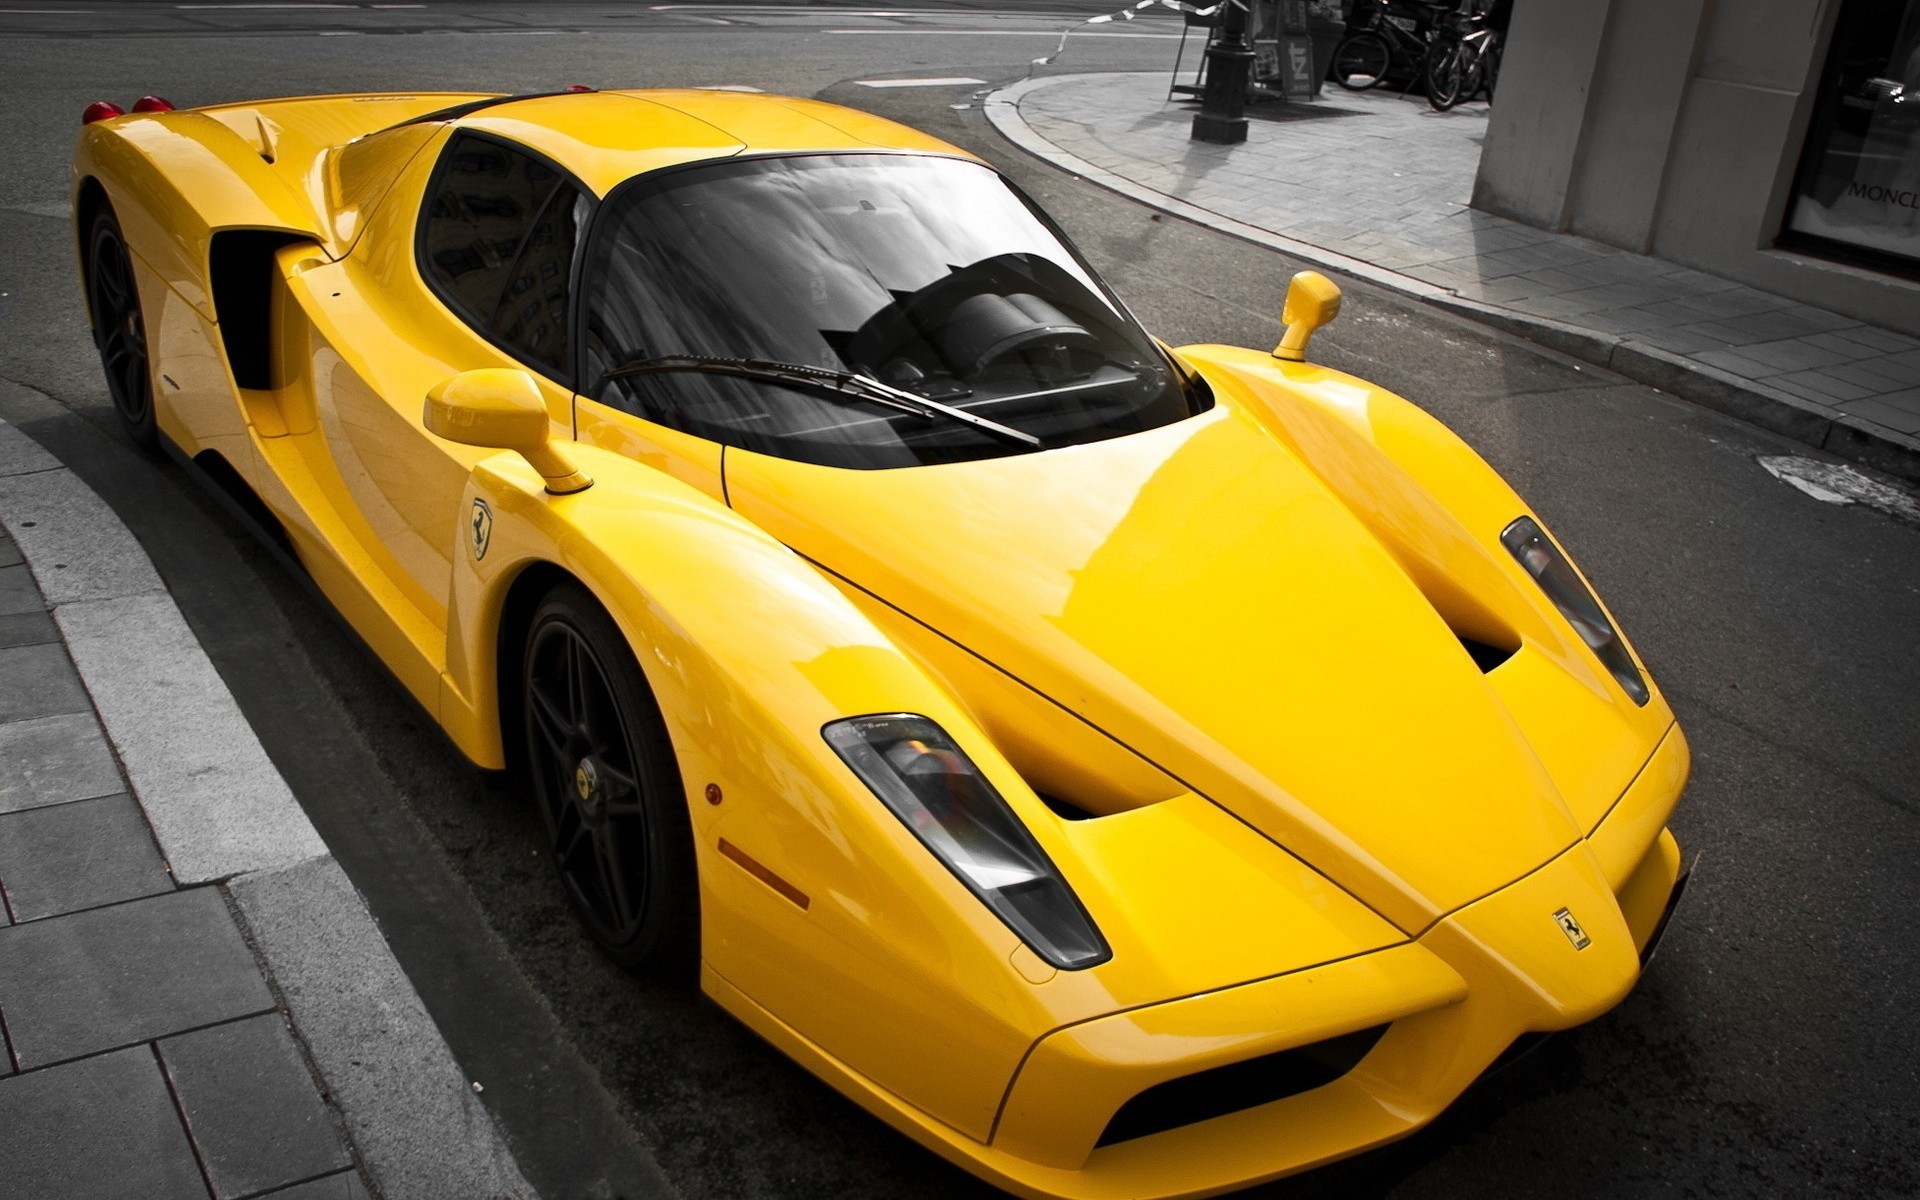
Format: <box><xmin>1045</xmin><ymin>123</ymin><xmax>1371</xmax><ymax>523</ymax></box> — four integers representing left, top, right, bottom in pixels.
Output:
<box><xmin>72</xmin><ymin>86</ymin><xmax>1688</xmax><ymax>1199</ymax></box>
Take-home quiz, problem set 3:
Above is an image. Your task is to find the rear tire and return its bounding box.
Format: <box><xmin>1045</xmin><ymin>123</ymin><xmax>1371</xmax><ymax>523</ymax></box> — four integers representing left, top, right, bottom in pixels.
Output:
<box><xmin>85</xmin><ymin>204</ymin><xmax>158</xmax><ymax>451</ymax></box>
<box><xmin>522</xmin><ymin>581</ymin><xmax>699</xmax><ymax>981</ymax></box>
<box><xmin>1331</xmin><ymin>33</ymin><xmax>1392</xmax><ymax>90</ymax></box>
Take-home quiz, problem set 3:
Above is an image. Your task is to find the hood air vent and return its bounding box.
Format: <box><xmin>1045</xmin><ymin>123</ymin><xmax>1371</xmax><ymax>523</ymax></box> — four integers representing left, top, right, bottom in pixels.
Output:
<box><xmin>1458</xmin><ymin>634</ymin><xmax>1516</xmax><ymax>673</ymax></box>
<box><xmin>1035</xmin><ymin>792</ymin><xmax>1099</xmax><ymax>821</ymax></box>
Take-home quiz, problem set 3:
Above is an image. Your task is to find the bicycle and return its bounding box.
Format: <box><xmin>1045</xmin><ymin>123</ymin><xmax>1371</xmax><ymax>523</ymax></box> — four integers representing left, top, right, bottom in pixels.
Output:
<box><xmin>1424</xmin><ymin>9</ymin><xmax>1501</xmax><ymax>109</ymax></box>
<box><xmin>1330</xmin><ymin>0</ymin><xmax>1449</xmax><ymax>92</ymax></box>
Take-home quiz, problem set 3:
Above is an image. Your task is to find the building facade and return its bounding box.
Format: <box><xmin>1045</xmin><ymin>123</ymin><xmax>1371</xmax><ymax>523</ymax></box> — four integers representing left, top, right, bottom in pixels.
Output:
<box><xmin>1473</xmin><ymin>0</ymin><xmax>1920</xmax><ymax>335</ymax></box>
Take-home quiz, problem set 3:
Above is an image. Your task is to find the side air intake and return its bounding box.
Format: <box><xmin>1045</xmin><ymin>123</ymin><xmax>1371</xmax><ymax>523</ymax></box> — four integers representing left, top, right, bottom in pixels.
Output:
<box><xmin>208</xmin><ymin>230</ymin><xmax>308</xmax><ymax>390</ymax></box>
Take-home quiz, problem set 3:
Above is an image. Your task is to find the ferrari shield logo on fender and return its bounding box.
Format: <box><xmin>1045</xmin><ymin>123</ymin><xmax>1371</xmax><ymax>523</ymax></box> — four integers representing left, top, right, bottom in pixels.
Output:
<box><xmin>1553</xmin><ymin>907</ymin><xmax>1592</xmax><ymax>950</ymax></box>
<box><xmin>469</xmin><ymin>498</ymin><xmax>492</xmax><ymax>561</ymax></box>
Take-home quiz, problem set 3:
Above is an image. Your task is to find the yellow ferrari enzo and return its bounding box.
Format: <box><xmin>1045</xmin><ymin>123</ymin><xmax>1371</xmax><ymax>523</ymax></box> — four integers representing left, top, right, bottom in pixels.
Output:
<box><xmin>72</xmin><ymin>86</ymin><xmax>1688</xmax><ymax>1199</ymax></box>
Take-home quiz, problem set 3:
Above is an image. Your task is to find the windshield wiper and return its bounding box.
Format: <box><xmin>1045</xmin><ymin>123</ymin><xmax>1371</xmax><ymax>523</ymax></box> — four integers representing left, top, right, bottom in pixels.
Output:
<box><xmin>600</xmin><ymin>354</ymin><xmax>1042</xmax><ymax>451</ymax></box>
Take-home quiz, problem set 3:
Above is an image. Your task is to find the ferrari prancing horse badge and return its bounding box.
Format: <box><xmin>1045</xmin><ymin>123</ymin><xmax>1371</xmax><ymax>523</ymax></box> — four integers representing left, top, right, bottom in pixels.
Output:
<box><xmin>1553</xmin><ymin>907</ymin><xmax>1592</xmax><ymax>950</ymax></box>
<box><xmin>470</xmin><ymin>498</ymin><xmax>492</xmax><ymax>561</ymax></box>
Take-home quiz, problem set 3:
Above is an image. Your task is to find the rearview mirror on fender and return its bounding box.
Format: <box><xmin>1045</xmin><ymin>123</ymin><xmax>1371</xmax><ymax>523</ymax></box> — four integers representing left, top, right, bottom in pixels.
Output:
<box><xmin>424</xmin><ymin>368</ymin><xmax>591</xmax><ymax>495</ymax></box>
<box><xmin>1272</xmin><ymin>271</ymin><xmax>1342</xmax><ymax>363</ymax></box>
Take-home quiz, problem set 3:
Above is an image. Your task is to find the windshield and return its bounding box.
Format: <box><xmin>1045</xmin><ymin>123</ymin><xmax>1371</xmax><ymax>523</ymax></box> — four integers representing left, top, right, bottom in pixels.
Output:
<box><xmin>579</xmin><ymin>153</ymin><xmax>1209</xmax><ymax>469</ymax></box>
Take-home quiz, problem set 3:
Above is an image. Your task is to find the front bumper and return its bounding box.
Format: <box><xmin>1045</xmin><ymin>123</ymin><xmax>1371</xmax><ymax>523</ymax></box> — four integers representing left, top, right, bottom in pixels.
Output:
<box><xmin>708</xmin><ymin>734</ymin><xmax>1691</xmax><ymax>1200</ymax></box>
<box><xmin>982</xmin><ymin>826</ymin><xmax>1680</xmax><ymax>1200</ymax></box>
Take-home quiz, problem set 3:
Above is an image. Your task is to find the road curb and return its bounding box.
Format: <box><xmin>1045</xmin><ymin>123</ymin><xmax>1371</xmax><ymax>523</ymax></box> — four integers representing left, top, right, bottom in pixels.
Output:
<box><xmin>0</xmin><ymin>414</ymin><xmax>537</xmax><ymax>1200</ymax></box>
<box><xmin>982</xmin><ymin>74</ymin><xmax>1920</xmax><ymax>484</ymax></box>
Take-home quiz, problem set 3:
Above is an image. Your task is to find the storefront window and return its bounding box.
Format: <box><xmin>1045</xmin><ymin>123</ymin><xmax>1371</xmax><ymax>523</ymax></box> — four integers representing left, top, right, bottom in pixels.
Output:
<box><xmin>1783</xmin><ymin>0</ymin><xmax>1920</xmax><ymax>277</ymax></box>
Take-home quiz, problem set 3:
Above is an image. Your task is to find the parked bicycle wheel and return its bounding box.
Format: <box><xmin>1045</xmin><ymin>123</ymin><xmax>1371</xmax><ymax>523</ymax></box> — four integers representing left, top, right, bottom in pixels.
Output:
<box><xmin>1459</xmin><ymin>44</ymin><xmax>1489</xmax><ymax>103</ymax></box>
<box><xmin>1425</xmin><ymin>39</ymin><xmax>1466</xmax><ymax>110</ymax></box>
<box><xmin>1331</xmin><ymin>32</ymin><xmax>1393</xmax><ymax>90</ymax></box>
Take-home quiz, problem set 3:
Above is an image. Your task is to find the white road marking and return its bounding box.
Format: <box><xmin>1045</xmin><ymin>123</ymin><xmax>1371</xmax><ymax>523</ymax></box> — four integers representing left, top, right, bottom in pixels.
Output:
<box><xmin>855</xmin><ymin>76</ymin><xmax>986</xmax><ymax>87</ymax></box>
<box><xmin>827</xmin><ymin>27</ymin><xmax>1180</xmax><ymax>36</ymax></box>
<box><xmin>650</xmin><ymin>4</ymin><xmax>1089</xmax><ymax>12</ymax></box>
<box><xmin>1759</xmin><ymin>455</ymin><xmax>1920</xmax><ymax>523</ymax></box>
<box><xmin>176</xmin><ymin>3</ymin><xmax>356</xmax><ymax>8</ymax></box>
<box><xmin>3</xmin><ymin>202</ymin><xmax>69</xmax><ymax>219</ymax></box>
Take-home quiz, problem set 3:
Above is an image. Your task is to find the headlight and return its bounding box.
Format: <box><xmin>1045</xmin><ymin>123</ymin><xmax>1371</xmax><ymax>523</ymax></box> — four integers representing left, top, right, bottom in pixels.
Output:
<box><xmin>823</xmin><ymin>713</ymin><xmax>1112</xmax><ymax>970</ymax></box>
<box><xmin>1500</xmin><ymin>516</ymin><xmax>1649</xmax><ymax>705</ymax></box>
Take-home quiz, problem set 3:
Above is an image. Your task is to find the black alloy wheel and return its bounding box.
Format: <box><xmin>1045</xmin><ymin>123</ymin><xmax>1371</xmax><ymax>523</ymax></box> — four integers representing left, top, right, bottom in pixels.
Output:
<box><xmin>86</xmin><ymin>206</ymin><xmax>159</xmax><ymax>449</ymax></box>
<box><xmin>522</xmin><ymin>582</ymin><xmax>698</xmax><ymax>978</ymax></box>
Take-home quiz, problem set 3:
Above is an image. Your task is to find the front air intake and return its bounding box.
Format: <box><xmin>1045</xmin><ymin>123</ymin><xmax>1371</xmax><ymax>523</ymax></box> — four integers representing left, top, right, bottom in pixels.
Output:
<box><xmin>1096</xmin><ymin>1024</ymin><xmax>1389</xmax><ymax>1147</ymax></box>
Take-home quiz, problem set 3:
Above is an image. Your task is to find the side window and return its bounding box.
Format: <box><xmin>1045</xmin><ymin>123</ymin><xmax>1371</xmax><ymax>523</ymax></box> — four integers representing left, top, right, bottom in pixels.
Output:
<box><xmin>420</xmin><ymin>133</ymin><xmax>587</xmax><ymax>377</ymax></box>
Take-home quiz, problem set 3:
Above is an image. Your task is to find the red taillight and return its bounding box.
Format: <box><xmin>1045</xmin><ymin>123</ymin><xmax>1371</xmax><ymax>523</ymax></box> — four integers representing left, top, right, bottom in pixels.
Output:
<box><xmin>131</xmin><ymin>95</ymin><xmax>175</xmax><ymax>114</ymax></box>
<box><xmin>81</xmin><ymin>101</ymin><xmax>125</xmax><ymax>126</ymax></box>
<box><xmin>563</xmin><ymin>84</ymin><xmax>594</xmax><ymax>93</ymax></box>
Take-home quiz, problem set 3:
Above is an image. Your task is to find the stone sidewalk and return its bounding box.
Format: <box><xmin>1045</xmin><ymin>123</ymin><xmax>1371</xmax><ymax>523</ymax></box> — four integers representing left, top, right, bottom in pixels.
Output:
<box><xmin>2</xmin><ymin>529</ymin><xmax>361</xmax><ymax>1200</ymax></box>
<box><xmin>0</xmin><ymin>418</ymin><xmax>533</xmax><ymax>1200</ymax></box>
<box><xmin>986</xmin><ymin>72</ymin><xmax>1920</xmax><ymax>481</ymax></box>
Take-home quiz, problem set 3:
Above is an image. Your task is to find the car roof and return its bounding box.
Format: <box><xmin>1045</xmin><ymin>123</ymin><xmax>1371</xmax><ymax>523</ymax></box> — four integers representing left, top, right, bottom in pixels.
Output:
<box><xmin>454</xmin><ymin>89</ymin><xmax>974</xmax><ymax>196</ymax></box>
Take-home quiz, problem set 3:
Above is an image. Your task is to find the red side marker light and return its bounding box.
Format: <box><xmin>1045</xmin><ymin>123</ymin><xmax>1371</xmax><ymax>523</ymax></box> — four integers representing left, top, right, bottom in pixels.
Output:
<box><xmin>81</xmin><ymin>101</ymin><xmax>125</xmax><ymax>126</ymax></box>
<box><xmin>131</xmin><ymin>95</ymin><xmax>176</xmax><ymax>113</ymax></box>
<box><xmin>563</xmin><ymin>84</ymin><xmax>594</xmax><ymax>93</ymax></box>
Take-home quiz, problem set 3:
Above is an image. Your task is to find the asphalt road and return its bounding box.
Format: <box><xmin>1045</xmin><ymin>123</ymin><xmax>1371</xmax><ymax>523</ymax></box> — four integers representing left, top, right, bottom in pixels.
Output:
<box><xmin>2</xmin><ymin>5</ymin><xmax>1917</xmax><ymax>1198</ymax></box>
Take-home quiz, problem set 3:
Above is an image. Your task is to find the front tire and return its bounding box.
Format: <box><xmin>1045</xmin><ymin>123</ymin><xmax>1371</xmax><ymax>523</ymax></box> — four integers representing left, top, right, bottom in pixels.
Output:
<box><xmin>1331</xmin><ymin>33</ymin><xmax>1392</xmax><ymax>90</ymax></box>
<box><xmin>522</xmin><ymin>582</ymin><xmax>698</xmax><ymax>980</ymax></box>
<box><xmin>85</xmin><ymin>204</ymin><xmax>158</xmax><ymax>450</ymax></box>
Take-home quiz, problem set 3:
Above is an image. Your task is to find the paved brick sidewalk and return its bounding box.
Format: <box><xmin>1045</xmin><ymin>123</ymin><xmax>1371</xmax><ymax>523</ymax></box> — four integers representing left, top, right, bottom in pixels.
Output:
<box><xmin>0</xmin><ymin>522</ymin><xmax>371</xmax><ymax>1200</ymax></box>
<box><xmin>987</xmin><ymin>72</ymin><xmax>1920</xmax><ymax>479</ymax></box>
<box><xmin>0</xmin><ymin>412</ymin><xmax>535</xmax><ymax>1200</ymax></box>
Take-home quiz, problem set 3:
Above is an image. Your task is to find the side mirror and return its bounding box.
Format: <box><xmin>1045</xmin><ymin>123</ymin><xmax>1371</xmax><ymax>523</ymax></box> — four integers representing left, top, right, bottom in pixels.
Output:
<box><xmin>1272</xmin><ymin>271</ymin><xmax>1342</xmax><ymax>363</ymax></box>
<box><xmin>424</xmin><ymin>368</ymin><xmax>590</xmax><ymax>495</ymax></box>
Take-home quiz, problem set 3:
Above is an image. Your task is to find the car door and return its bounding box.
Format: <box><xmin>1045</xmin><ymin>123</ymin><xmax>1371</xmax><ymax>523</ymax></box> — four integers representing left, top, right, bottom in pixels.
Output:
<box><xmin>262</xmin><ymin>129</ymin><xmax>590</xmax><ymax>705</ymax></box>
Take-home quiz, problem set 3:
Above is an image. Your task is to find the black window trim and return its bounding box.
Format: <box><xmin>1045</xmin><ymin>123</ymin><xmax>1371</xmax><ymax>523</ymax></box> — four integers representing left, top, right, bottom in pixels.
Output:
<box><xmin>414</xmin><ymin>127</ymin><xmax>598</xmax><ymax>391</ymax></box>
<box><xmin>386</xmin><ymin>88</ymin><xmax>599</xmax><ymax>133</ymax></box>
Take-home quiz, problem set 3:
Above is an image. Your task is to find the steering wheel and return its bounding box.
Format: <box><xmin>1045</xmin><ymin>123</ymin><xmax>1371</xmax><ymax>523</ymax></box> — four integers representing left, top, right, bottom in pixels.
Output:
<box><xmin>940</xmin><ymin>291</ymin><xmax>1098</xmax><ymax>380</ymax></box>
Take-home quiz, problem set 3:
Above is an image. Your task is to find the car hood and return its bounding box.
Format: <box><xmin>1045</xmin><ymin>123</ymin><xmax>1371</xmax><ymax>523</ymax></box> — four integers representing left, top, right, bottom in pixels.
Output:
<box><xmin>724</xmin><ymin>400</ymin><xmax>1583</xmax><ymax>934</ymax></box>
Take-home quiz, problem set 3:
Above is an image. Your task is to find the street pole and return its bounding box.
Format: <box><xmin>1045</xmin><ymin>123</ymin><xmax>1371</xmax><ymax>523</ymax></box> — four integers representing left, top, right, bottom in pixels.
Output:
<box><xmin>1191</xmin><ymin>0</ymin><xmax>1252</xmax><ymax>144</ymax></box>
